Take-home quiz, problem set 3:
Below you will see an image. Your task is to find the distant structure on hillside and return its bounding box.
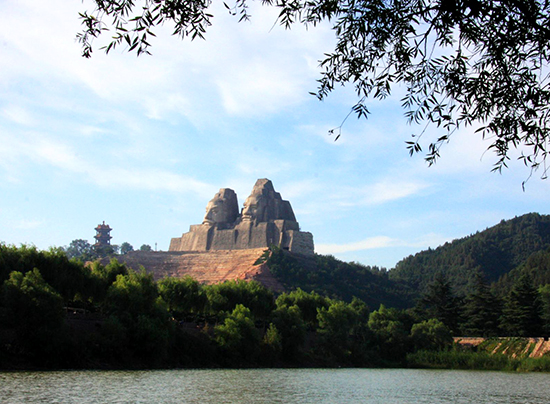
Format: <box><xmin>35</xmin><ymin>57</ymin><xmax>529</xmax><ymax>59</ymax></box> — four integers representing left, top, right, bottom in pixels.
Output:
<box><xmin>170</xmin><ymin>178</ymin><xmax>314</xmax><ymax>255</ymax></box>
<box><xmin>94</xmin><ymin>221</ymin><xmax>112</xmax><ymax>247</ymax></box>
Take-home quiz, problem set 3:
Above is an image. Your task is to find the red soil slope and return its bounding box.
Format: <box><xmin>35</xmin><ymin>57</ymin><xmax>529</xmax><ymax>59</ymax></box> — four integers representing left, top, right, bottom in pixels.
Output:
<box><xmin>107</xmin><ymin>248</ymin><xmax>284</xmax><ymax>292</ymax></box>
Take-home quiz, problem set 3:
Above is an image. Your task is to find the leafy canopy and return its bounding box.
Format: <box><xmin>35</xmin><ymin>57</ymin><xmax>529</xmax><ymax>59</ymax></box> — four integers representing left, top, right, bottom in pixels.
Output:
<box><xmin>77</xmin><ymin>0</ymin><xmax>550</xmax><ymax>179</ymax></box>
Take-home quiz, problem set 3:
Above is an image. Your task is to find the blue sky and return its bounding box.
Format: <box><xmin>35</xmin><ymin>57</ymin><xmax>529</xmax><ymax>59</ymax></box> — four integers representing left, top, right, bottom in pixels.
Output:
<box><xmin>1</xmin><ymin>0</ymin><xmax>550</xmax><ymax>269</ymax></box>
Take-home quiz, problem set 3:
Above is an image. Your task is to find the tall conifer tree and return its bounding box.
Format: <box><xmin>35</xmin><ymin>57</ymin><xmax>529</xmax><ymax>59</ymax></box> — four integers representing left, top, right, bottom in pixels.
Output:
<box><xmin>500</xmin><ymin>273</ymin><xmax>542</xmax><ymax>336</ymax></box>
<box><xmin>461</xmin><ymin>272</ymin><xmax>502</xmax><ymax>336</ymax></box>
<box><xmin>416</xmin><ymin>274</ymin><xmax>462</xmax><ymax>334</ymax></box>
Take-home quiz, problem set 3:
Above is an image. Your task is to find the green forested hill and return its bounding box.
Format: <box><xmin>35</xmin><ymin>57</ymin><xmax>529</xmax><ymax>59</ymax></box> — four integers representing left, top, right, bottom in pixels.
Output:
<box><xmin>495</xmin><ymin>247</ymin><xmax>550</xmax><ymax>294</ymax></box>
<box><xmin>264</xmin><ymin>248</ymin><xmax>416</xmax><ymax>309</ymax></box>
<box><xmin>389</xmin><ymin>213</ymin><xmax>550</xmax><ymax>296</ymax></box>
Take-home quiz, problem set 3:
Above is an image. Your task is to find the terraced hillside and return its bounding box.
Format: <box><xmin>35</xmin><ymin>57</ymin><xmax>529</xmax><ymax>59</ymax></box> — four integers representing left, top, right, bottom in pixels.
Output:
<box><xmin>109</xmin><ymin>248</ymin><xmax>284</xmax><ymax>292</ymax></box>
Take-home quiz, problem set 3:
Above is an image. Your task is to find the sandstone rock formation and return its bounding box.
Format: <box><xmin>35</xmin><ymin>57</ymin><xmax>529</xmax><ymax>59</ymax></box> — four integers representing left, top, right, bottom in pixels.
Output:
<box><xmin>170</xmin><ymin>179</ymin><xmax>314</xmax><ymax>255</ymax></box>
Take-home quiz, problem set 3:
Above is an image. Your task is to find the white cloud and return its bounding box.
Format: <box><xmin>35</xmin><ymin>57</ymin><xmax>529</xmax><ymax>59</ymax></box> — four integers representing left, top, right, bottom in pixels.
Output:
<box><xmin>331</xmin><ymin>179</ymin><xmax>429</xmax><ymax>208</ymax></box>
<box><xmin>1</xmin><ymin>105</ymin><xmax>36</xmax><ymax>126</ymax></box>
<box><xmin>0</xmin><ymin>130</ymin><xmax>214</xmax><ymax>197</ymax></box>
<box><xmin>92</xmin><ymin>167</ymin><xmax>214</xmax><ymax>197</ymax></box>
<box><xmin>216</xmin><ymin>62</ymin><xmax>305</xmax><ymax>116</ymax></box>
<box><xmin>316</xmin><ymin>232</ymin><xmax>452</xmax><ymax>255</ymax></box>
<box><xmin>316</xmin><ymin>236</ymin><xmax>398</xmax><ymax>254</ymax></box>
<box><xmin>0</xmin><ymin>0</ymin><xmax>332</xmax><ymax>128</ymax></box>
<box><xmin>365</xmin><ymin>180</ymin><xmax>429</xmax><ymax>205</ymax></box>
<box><xmin>77</xmin><ymin>125</ymin><xmax>108</xmax><ymax>137</ymax></box>
<box><xmin>15</xmin><ymin>219</ymin><xmax>45</xmax><ymax>230</ymax></box>
<box><xmin>143</xmin><ymin>94</ymin><xmax>191</xmax><ymax>121</ymax></box>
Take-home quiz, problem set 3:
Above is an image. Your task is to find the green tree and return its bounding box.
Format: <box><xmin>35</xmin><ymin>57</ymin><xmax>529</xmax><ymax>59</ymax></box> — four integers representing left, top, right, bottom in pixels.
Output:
<box><xmin>93</xmin><ymin>259</ymin><xmax>128</xmax><ymax>284</ymax></box>
<box><xmin>86</xmin><ymin>259</ymin><xmax>129</xmax><ymax>303</ymax></box>
<box><xmin>416</xmin><ymin>274</ymin><xmax>462</xmax><ymax>333</ymax></box>
<box><xmin>500</xmin><ymin>273</ymin><xmax>542</xmax><ymax>336</ymax></box>
<box><xmin>261</xmin><ymin>323</ymin><xmax>282</xmax><ymax>364</ymax></box>
<box><xmin>78</xmin><ymin>0</ymin><xmax>550</xmax><ymax>177</ymax></box>
<box><xmin>368</xmin><ymin>305</ymin><xmax>409</xmax><ymax>344</ymax></box>
<box><xmin>410</xmin><ymin>318</ymin><xmax>453</xmax><ymax>351</ymax></box>
<box><xmin>64</xmin><ymin>239</ymin><xmax>96</xmax><ymax>261</ymax></box>
<box><xmin>319</xmin><ymin>301</ymin><xmax>364</xmax><ymax>340</ymax></box>
<box><xmin>2</xmin><ymin>269</ymin><xmax>65</xmax><ymax>363</ymax></box>
<box><xmin>461</xmin><ymin>272</ymin><xmax>502</xmax><ymax>336</ymax></box>
<box><xmin>368</xmin><ymin>304</ymin><xmax>412</xmax><ymax>361</ymax></box>
<box><xmin>317</xmin><ymin>300</ymin><xmax>362</xmax><ymax>360</ymax></box>
<box><xmin>271</xmin><ymin>304</ymin><xmax>307</xmax><ymax>360</ymax></box>
<box><xmin>3</xmin><ymin>269</ymin><xmax>64</xmax><ymax>329</ymax></box>
<box><xmin>368</xmin><ymin>305</ymin><xmax>412</xmax><ymax>362</ymax></box>
<box><xmin>0</xmin><ymin>244</ymin><xmax>90</xmax><ymax>304</ymax></box>
<box><xmin>95</xmin><ymin>244</ymin><xmax>118</xmax><ymax>258</ymax></box>
<box><xmin>103</xmin><ymin>268</ymin><xmax>174</xmax><ymax>364</ymax></box>
<box><xmin>538</xmin><ymin>284</ymin><xmax>550</xmax><ymax>335</ymax></box>
<box><xmin>120</xmin><ymin>242</ymin><xmax>134</xmax><ymax>255</ymax></box>
<box><xmin>215</xmin><ymin>304</ymin><xmax>260</xmax><ymax>362</ymax></box>
<box><xmin>158</xmin><ymin>276</ymin><xmax>206</xmax><ymax>317</ymax></box>
<box><xmin>275</xmin><ymin>288</ymin><xmax>329</xmax><ymax>329</ymax></box>
<box><xmin>140</xmin><ymin>244</ymin><xmax>153</xmax><ymax>252</ymax></box>
<box><xmin>205</xmin><ymin>280</ymin><xmax>275</xmax><ymax>320</ymax></box>
<box><xmin>104</xmin><ymin>268</ymin><xmax>164</xmax><ymax>319</ymax></box>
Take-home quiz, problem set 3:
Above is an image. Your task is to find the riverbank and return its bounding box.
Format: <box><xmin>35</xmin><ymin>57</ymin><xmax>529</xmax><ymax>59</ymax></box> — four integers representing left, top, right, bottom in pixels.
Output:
<box><xmin>407</xmin><ymin>350</ymin><xmax>550</xmax><ymax>371</ymax></box>
<box><xmin>454</xmin><ymin>337</ymin><xmax>550</xmax><ymax>358</ymax></box>
<box><xmin>408</xmin><ymin>337</ymin><xmax>550</xmax><ymax>372</ymax></box>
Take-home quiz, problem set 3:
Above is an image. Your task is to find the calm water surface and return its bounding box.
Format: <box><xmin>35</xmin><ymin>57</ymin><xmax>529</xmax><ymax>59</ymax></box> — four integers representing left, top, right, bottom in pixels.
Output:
<box><xmin>1</xmin><ymin>368</ymin><xmax>549</xmax><ymax>403</ymax></box>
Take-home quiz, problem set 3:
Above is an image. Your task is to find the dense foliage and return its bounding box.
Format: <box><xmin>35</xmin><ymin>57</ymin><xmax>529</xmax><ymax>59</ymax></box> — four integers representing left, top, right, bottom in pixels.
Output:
<box><xmin>496</xmin><ymin>247</ymin><xmax>550</xmax><ymax>293</ymax></box>
<box><xmin>63</xmin><ymin>239</ymin><xmax>119</xmax><ymax>262</ymax></box>
<box><xmin>390</xmin><ymin>213</ymin><xmax>550</xmax><ymax>296</ymax></box>
<box><xmin>3</xmin><ymin>233</ymin><xmax>550</xmax><ymax>370</ymax></box>
<box><xmin>265</xmin><ymin>247</ymin><xmax>415</xmax><ymax>309</ymax></box>
<box><xmin>1</xmin><ymin>244</ymin><xmax>455</xmax><ymax>370</ymax></box>
<box><xmin>62</xmin><ymin>239</ymin><xmax>150</xmax><ymax>262</ymax></box>
<box><xmin>412</xmin><ymin>272</ymin><xmax>550</xmax><ymax>338</ymax></box>
<box><xmin>266</xmin><ymin>242</ymin><xmax>550</xmax><ymax>340</ymax></box>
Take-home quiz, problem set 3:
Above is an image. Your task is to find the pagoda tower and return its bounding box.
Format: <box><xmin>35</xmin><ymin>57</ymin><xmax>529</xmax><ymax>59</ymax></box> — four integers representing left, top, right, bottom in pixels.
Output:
<box><xmin>94</xmin><ymin>221</ymin><xmax>112</xmax><ymax>247</ymax></box>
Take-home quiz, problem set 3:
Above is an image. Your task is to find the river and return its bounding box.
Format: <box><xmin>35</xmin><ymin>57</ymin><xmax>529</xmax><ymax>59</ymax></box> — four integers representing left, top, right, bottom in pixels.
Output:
<box><xmin>1</xmin><ymin>368</ymin><xmax>549</xmax><ymax>403</ymax></box>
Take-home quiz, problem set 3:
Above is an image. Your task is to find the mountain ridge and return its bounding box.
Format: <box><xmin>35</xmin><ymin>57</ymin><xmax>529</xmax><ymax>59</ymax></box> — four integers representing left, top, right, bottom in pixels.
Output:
<box><xmin>388</xmin><ymin>212</ymin><xmax>550</xmax><ymax>296</ymax></box>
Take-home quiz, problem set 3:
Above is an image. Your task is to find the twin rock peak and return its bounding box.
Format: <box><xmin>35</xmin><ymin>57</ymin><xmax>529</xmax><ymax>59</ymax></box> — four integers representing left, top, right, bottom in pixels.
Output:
<box><xmin>169</xmin><ymin>179</ymin><xmax>314</xmax><ymax>255</ymax></box>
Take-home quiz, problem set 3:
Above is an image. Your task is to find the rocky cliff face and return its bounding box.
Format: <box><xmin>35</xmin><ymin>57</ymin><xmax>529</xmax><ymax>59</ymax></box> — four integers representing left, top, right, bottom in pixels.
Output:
<box><xmin>169</xmin><ymin>179</ymin><xmax>314</xmax><ymax>255</ymax></box>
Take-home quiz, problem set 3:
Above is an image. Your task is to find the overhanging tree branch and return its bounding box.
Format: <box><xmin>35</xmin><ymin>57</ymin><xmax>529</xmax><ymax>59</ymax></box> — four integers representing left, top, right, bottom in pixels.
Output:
<box><xmin>77</xmin><ymin>0</ymin><xmax>550</xmax><ymax>179</ymax></box>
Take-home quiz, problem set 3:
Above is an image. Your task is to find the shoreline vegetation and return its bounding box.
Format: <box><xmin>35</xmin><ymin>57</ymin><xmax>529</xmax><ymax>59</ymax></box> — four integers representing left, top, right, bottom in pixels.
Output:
<box><xmin>407</xmin><ymin>337</ymin><xmax>550</xmax><ymax>372</ymax></box>
<box><xmin>408</xmin><ymin>350</ymin><xmax>550</xmax><ymax>372</ymax></box>
<box><xmin>2</xmin><ymin>244</ymin><xmax>550</xmax><ymax>372</ymax></box>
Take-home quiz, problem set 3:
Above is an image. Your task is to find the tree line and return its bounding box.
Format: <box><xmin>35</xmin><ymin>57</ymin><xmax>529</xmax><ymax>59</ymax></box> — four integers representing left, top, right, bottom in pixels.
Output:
<box><xmin>62</xmin><ymin>239</ymin><xmax>153</xmax><ymax>262</ymax></box>
<box><xmin>414</xmin><ymin>272</ymin><xmax>550</xmax><ymax>338</ymax></box>
<box><xmin>265</xmin><ymin>244</ymin><xmax>550</xmax><ymax>339</ymax></box>
<box><xmin>1</xmin><ymin>243</ymin><xmax>550</xmax><ymax>370</ymax></box>
<box><xmin>0</xmin><ymin>243</ymin><xmax>452</xmax><ymax>369</ymax></box>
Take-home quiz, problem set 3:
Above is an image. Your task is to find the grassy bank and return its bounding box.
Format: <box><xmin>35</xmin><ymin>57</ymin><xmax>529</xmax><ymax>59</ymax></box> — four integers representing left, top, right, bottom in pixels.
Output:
<box><xmin>407</xmin><ymin>349</ymin><xmax>550</xmax><ymax>372</ymax></box>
